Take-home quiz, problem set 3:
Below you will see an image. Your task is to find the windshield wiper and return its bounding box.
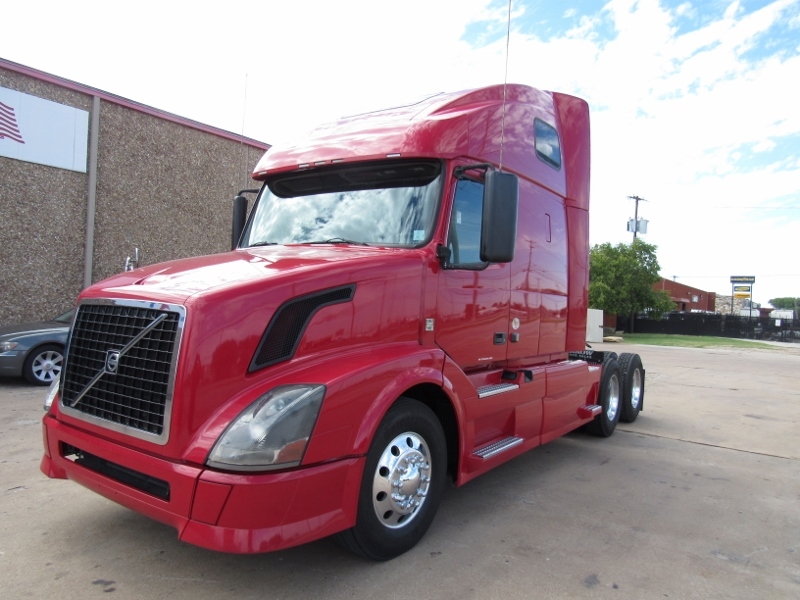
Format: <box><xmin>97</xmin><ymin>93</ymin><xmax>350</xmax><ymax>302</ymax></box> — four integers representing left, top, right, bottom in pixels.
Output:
<box><xmin>307</xmin><ymin>238</ymin><xmax>370</xmax><ymax>246</ymax></box>
<box><xmin>249</xmin><ymin>241</ymin><xmax>278</xmax><ymax>247</ymax></box>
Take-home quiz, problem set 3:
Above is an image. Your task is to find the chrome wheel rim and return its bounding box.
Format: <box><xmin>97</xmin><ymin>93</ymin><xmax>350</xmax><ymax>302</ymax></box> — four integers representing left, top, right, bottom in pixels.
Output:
<box><xmin>607</xmin><ymin>373</ymin><xmax>620</xmax><ymax>421</ymax></box>
<box><xmin>372</xmin><ymin>432</ymin><xmax>432</xmax><ymax>529</ymax></box>
<box><xmin>32</xmin><ymin>351</ymin><xmax>62</xmax><ymax>384</ymax></box>
<box><xmin>630</xmin><ymin>368</ymin><xmax>642</xmax><ymax>410</ymax></box>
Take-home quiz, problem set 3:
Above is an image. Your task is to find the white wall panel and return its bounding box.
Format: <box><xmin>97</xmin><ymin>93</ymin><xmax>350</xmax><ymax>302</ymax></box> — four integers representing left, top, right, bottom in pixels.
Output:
<box><xmin>586</xmin><ymin>308</ymin><xmax>604</xmax><ymax>343</ymax></box>
<box><xmin>0</xmin><ymin>86</ymin><xmax>89</xmax><ymax>172</ymax></box>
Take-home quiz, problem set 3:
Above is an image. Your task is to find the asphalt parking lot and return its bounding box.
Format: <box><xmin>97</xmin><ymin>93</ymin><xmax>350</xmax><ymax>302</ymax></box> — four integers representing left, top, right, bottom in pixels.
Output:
<box><xmin>2</xmin><ymin>342</ymin><xmax>799</xmax><ymax>599</ymax></box>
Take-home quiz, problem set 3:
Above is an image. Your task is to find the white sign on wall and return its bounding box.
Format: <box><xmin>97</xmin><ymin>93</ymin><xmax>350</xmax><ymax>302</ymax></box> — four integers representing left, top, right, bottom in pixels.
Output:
<box><xmin>0</xmin><ymin>86</ymin><xmax>89</xmax><ymax>173</ymax></box>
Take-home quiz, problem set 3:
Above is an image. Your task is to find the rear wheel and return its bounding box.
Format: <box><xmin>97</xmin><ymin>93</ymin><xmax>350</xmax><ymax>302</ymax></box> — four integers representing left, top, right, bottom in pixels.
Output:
<box><xmin>619</xmin><ymin>353</ymin><xmax>644</xmax><ymax>423</ymax></box>
<box><xmin>585</xmin><ymin>357</ymin><xmax>622</xmax><ymax>437</ymax></box>
<box><xmin>23</xmin><ymin>344</ymin><xmax>63</xmax><ymax>386</ymax></box>
<box><xmin>603</xmin><ymin>352</ymin><xmax>618</xmax><ymax>364</ymax></box>
<box><xmin>337</xmin><ymin>398</ymin><xmax>447</xmax><ymax>560</ymax></box>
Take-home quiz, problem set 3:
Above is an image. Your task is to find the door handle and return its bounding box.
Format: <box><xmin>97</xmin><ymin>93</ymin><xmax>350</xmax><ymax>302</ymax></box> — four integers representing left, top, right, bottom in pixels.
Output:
<box><xmin>494</xmin><ymin>332</ymin><xmax>507</xmax><ymax>345</ymax></box>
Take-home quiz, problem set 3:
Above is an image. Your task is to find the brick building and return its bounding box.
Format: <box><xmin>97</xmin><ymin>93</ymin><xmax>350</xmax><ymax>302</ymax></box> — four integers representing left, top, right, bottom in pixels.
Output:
<box><xmin>1</xmin><ymin>59</ymin><xmax>270</xmax><ymax>324</ymax></box>
<box><xmin>654</xmin><ymin>278</ymin><xmax>716</xmax><ymax>312</ymax></box>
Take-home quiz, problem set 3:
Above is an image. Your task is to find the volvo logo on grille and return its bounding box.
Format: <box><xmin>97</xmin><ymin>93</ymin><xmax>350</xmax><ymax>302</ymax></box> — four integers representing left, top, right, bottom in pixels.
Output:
<box><xmin>105</xmin><ymin>350</ymin><xmax>121</xmax><ymax>374</ymax></box>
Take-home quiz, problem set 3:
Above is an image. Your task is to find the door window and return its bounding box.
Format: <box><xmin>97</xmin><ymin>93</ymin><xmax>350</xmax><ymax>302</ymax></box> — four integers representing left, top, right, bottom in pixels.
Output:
<box><xmin>446</xmin><ymin>179</ymin><xmax>484</xmax><ymax>267</ymax></box>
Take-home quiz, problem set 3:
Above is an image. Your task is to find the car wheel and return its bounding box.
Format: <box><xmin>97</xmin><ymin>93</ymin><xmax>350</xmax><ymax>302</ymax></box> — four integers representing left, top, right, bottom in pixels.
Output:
<box><xmin>585</xmin><ymin>357</ymin><xmax>622</xmax><ymax>437</ymax></box>
<box><xmin>619</xmin><ymin>353</ymin><xmax>644</xmax><ymax>423</ymax></box>
<box><xmin>337</xmin><ymin>398</ymin><xmax>447</xmax><ymax>560</ymax></box>
<box><xmin>23</xmin><ymin>344</ymin><xmax>64</xmax><ymax>386</ymax></box>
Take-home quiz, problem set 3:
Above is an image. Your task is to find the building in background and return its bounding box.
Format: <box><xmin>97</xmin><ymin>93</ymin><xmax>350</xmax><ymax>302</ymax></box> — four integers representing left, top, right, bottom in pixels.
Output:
<box><xmin>713</xmin><ymin>295</ymin><xmax>770</xmax><ymax>317</ymax></box>
<box><xmin>654</xmin><ymin>278</ymin><xmax>716</xmax><ymax>313</ymax></box>
<box><xmin>0</xmin><ymin>59</ymin><xmax>270</xmax><ymax>324</ymax></box>
<box><xmin>605</xmin><ymin>278</ymin><xmax>718</xmax><ymax>333</ymax></box>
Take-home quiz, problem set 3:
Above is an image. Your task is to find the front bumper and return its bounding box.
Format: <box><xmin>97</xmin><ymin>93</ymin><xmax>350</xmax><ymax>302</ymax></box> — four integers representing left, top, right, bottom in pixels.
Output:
<box><xmin>41</xmin><ymin>414</ymin><xmax>364</xmax><ymax>553</ymax></box>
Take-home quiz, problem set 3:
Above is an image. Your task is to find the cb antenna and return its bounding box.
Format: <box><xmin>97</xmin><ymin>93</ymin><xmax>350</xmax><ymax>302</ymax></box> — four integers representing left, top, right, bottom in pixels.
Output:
<box><xmin>240</xmin><ymin>72</ymin><xmax>250</xmax><ymax>187</ymax></box>
<box><xmin>499</xmin><ymin>0</ymin><xmax>512</xmax><ymax>171</ymax></box>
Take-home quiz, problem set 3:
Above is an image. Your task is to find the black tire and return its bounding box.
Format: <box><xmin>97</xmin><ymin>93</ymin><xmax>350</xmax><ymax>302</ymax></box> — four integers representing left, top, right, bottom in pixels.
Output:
<box><xmin>336</xmin><ymin>398</ymin><xmax>447</xmax><ymax>560</ymax></box>
<box><xmin>23</xmin><ymin>344</ymin><xmax>64</xmax><ymax>386</ymax></box>
<box><xmin>619</xmin><ymin>353</ymin><xmax>644</xmax><ymax>423</ymax></box>
<box><xmin>585</xmin><ymin>357</ymin><xmax>622</xmax><ymax>437</ymax></box>
<box><xmin>603</xmin><ymin>351</ymin><xmax>618</xmax><ymax>364</ymax></box>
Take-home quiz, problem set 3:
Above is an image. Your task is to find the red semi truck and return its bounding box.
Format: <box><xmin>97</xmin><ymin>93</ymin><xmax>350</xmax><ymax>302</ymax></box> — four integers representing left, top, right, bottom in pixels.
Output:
<box><xmin>41</xmin><ymin>84</ymin><xmax>645</xmax><ymax>560</ymax></box>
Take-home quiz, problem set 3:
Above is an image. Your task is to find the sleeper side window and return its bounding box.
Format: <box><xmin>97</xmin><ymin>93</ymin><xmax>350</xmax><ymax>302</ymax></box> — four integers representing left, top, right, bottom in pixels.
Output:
<box><xmin>446</xmin><ymin>179</ymin><xmax>485</xmax><ymax>268</ymax></box>
<box><xmin>534</xmin><ymin>118</ymin><xmax>561</xmax><ymax>169</ymax></box>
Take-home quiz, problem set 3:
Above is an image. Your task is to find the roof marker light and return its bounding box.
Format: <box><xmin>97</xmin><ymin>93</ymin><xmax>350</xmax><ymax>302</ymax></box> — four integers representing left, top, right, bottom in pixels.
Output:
<box><xmin>386</xmin><ymin>153</ymin><xmax>401</xmax><ymax>158</ymax></box>
<box><xmin>314</xmin><ymin>161</ymin><xmax>326</xmax><ymax>166</ymax></box>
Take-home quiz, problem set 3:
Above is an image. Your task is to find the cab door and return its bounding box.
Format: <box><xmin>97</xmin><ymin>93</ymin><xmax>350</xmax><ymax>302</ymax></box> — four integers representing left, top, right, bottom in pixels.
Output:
<box><xmin>434</xmin><ymin>174</ymin><xmax>510</xmax><ymax>371</ymax></box>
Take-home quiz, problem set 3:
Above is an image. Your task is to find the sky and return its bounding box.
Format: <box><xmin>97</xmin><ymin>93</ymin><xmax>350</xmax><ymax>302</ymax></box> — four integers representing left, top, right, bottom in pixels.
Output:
<box><xmin>2</xmin><ymin>0</ymin><xmax>799</xmax><ymax>307</ymax></box>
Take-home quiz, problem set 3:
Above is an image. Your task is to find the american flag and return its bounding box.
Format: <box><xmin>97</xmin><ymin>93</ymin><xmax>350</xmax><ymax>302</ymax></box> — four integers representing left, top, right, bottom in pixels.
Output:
<box><xmin>0</xmin><ymin>101</ymin><xmax>25</xmax><ymax>144</ymax></box>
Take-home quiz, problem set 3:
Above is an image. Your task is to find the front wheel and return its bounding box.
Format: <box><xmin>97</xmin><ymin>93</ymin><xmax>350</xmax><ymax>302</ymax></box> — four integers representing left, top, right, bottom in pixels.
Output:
<box><xmin>337</xmin><ymin>398</ymin><xmax>447</xmax><ymax>560</ymax></box>
<box><xmin>585</xmin><ymin>357</ymin><xmax>622</xmax><ymax>437</ymax></box>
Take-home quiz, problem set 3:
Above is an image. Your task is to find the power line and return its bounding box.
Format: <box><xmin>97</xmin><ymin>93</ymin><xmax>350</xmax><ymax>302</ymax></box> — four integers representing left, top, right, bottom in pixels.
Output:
<box><xmin>710</xmin><ymin>206</ymin><xmax>800</xmax><ymax>210</ymax></box>
<box><xmin>653</xmin><ymin>204</ymin><xmax>800</xmax><ymax>210</ymax></box>
<box><xmin>673</xmin><ymin>274</ymin><xmax>800</xmax><ymax>278</ymax></box>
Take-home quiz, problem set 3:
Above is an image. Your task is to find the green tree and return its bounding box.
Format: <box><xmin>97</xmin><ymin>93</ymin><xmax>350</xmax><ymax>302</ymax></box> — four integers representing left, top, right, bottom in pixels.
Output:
<box><xmin>767</xmin><ymin>297</ymin><xmax>799</xmax><ymax>312</ymax></box>
<box><xmin>589</xmin><ymin>240</ymin><xmax>674</xmax><ymax>328</ymax></box>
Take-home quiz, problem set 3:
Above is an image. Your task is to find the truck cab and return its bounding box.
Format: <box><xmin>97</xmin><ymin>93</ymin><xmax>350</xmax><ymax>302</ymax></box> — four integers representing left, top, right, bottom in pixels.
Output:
<box><xmin>41</xmin><ymin>84</ymin><xmax>644</xmax><ymax>560</ymax></box>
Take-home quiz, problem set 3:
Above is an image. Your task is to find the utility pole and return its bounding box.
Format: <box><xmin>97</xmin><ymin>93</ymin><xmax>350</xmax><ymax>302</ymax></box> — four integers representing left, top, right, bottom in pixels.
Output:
<box><xmin>627</xmin><ymin>195</ymin><xmax>648</xmax><ymax>242</ymax></box>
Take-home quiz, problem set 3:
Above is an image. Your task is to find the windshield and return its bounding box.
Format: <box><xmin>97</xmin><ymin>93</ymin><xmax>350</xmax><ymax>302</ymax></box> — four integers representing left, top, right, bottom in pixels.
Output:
<box><xmin>242</xmin><ymin>160</ymin><xmax>442</xmax><ymax>247</ymax></box>
<box><xmin>54</xmin><ymin>310</ymin><xmax>75</xmax><ymax>324</ymax></box>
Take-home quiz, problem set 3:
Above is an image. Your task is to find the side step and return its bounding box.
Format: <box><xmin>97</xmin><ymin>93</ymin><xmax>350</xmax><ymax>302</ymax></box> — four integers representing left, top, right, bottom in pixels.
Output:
<box><xmin>477</xmin><ymin>382</ymin><xmax>519</xmax><ymax>399</ymax></box>
<box><xmin>577</xmin><ymin>404</ymin><xmax>602</xmax><ymax>419</ymax></box>
<box><xmin>473</xmin><ymin>436</ymin><xmax>524</xmax><ymax>460</ymax></box>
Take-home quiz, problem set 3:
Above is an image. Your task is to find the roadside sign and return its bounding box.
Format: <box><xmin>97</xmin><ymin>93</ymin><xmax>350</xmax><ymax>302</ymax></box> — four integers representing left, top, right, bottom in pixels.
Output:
<box><xmin>729</xmin><ymin>277</ymin><xmax>756</xmax><ymax>314</ymax></box>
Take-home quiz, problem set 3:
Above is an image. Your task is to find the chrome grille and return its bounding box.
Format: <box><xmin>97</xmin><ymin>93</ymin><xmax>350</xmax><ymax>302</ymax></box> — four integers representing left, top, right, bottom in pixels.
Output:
<box><xmin>60</xmin><ymin>300</ymin><xmax>184</xmax><ymax>443</ymax></box>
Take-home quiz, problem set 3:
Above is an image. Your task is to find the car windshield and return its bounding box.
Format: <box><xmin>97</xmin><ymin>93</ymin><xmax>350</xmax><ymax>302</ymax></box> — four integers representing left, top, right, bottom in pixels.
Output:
<box><xmin>242</xmin><ymin>160</ymin><xmax>442</xmax><ymax>248</ymax></box>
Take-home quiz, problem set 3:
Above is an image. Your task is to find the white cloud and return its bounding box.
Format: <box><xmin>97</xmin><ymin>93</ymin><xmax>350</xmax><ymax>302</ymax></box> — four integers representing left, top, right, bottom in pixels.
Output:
<box><xmin>515</xmin><ymin>0</ymin><xmax>800</xmax><ymax>304</ymax></box>
<box><xmin>2</xmin><ymin>0</ymin><xmax>798</xmax><ymax>304</ymax></box>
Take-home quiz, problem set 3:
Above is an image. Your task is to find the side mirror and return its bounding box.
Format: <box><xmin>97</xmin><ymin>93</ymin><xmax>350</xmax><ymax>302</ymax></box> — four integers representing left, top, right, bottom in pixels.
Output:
<box><xmin>231</xmin><ymin>189</ymin><xmax>259</xmax><ymax>250</ymax></box>
<box><xmin>231</xmin><ymin>196</ymin><xmax>248</xmax><ymax>250</ymax></box>
<box><xmin>480</xmin><ymin>170</ymin><xmax>518</xmax><ymax>263</ymax></box>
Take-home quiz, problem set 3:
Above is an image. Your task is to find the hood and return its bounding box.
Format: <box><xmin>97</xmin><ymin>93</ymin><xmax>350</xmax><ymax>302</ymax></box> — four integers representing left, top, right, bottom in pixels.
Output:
<box><xmin>56</xmin><ymin>241</ymin><xmax>430</xmax><ymax>461</ymax></box>
<box><xmin>84</xmin><ymin>245</ymin><xmax>395</xmax><ymax>305</ymax></box>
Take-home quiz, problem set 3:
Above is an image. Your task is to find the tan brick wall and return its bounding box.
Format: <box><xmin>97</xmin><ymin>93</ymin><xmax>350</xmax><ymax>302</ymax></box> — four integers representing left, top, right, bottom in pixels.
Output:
<box><xmin>91</xmin><ymin>101</ymin><xmax>261</xmax><ymax>283</ymax></box>
<box><xmin>0</xmin><ymin>66</ymin><xmax>265</xmax><ymax>325</ymax></box>
<box><xmin>0</xmin><ymin>69</ymin><xmax>93</xmax><ymax>323</ymax></box>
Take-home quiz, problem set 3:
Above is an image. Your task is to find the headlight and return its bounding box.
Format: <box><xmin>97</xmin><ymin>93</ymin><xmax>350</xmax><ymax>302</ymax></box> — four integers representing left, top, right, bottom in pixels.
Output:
<box><xmin>207</xmin><ymin>384</ymin><xmax>325</xmax><ymax>471</ymax></box>
<box><xmin>0</xmin><ymin>341</ymin><xmax>19</xmax><ymax>352</ymax></box>
<box><xmin>44</xmin><ymin>379</ymin><xmax>59</xmax><ymax>412</ymax></box>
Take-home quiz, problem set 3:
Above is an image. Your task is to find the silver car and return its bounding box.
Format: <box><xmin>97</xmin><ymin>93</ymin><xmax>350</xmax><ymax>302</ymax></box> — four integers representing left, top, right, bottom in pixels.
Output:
<box><xmin>0</xmin><ymin>310</ymin><xmax>73</xmax><ymax>385</ymax></box>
